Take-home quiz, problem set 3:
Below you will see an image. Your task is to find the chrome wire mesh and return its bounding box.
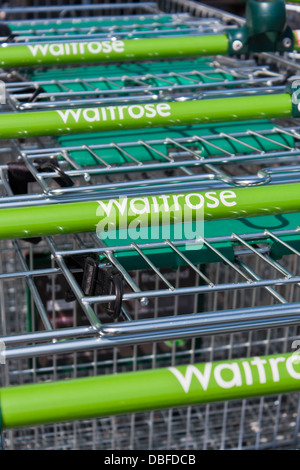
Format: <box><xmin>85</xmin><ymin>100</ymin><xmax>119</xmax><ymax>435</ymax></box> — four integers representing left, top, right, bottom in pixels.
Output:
<box><xmin>0</xmin><ymin>121</ymin><xmax>299</xmax><ymax>206</ymax></box>
<box><xmin>5</xmin><ymin>59</ymin><xmax>286</xmax><ymax>111</ymax></box>
<box><xmin>8</xmin><ymin>14</ymin><xmax>227</xmax><ymax>43</ymax></box>
<box><xmin>0</xmin><ymin>2</ymin><xmax>160</xmax><ymax>21</ymax></box>
<box><xmin>1</xmin><ymin>230</ymin><xmax>300</xmax><ymax>449</ymax></box>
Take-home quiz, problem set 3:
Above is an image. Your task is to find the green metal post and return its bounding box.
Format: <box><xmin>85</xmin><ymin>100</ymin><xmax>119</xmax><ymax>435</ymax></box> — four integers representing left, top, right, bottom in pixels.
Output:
<box><xmin>1</xmin><ymin>352</ymin><xmax>300</xmax><ymax>429</ymax></box>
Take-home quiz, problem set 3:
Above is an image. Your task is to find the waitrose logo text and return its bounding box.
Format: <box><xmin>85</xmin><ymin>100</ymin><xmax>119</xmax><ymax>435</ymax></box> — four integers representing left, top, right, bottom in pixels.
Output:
<box><xmin>95</xmin><ymin>191</ymin><xmax>236</xmax><ymax>243</ymax></box>
<box><xmin>56</xmin><ymin>103</ymin><xmax>171</xmax><ymax>124</ymax></box>
<box><xmin>169</xmin><ymin>354</ymin><xmax>300</xmax><ymax>393</ymax></box>
<box><xmin>97</xmin><ymin>191</ymin><xmax>237</xmax><ymax>218</ymax></box>
<box><xmin>27</xmin><ymin>40</ymin><xmax>125</xmax><ymax>57</ymax></box>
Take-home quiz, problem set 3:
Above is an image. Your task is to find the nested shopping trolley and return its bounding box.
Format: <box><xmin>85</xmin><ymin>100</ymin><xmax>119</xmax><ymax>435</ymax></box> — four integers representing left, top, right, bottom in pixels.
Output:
<box><xmin>2</xmin><ymin>0</ymin><xmax>300</xmax><ymax>451</ymax></box>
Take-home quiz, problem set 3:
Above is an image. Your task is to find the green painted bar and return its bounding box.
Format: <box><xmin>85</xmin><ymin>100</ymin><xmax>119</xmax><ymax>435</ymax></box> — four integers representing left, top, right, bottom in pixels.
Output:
<box><xmin>1</xmin><ymin>352</ymin><xmax>300</xmax><ymax>429</ymax></box>
<box><xmin>0</xmin><ymin>93</ymin><xmax>292</xmax><ymax>139</ymax></box>
<box><xmin>1</xmin><ymin>182</ymin><xmax>300</xmax><ymax>240</ymax></box>
<box><xmin>0</xmin><ymin>34</ymin><xmax>229</xmax><ymax>67</ymax></box>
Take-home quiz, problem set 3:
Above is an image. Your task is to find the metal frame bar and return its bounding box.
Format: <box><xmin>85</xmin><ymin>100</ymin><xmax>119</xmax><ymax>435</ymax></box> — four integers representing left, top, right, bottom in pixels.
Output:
<box><xmin>1</xmin><ymin>225</ymin><xmax>300</xmax><ymax>360</ymax></box>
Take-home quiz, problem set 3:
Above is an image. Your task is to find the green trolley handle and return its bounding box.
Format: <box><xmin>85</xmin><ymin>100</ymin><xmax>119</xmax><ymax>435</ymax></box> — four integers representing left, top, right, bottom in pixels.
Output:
<box><xmin>0</xmin><ymin>34</ymin><xmax>230</xmax><ymax>67</ymax></box>
<box><xmin>0</xmin><ymin>92</ymin><xmax>296</xmax><ymax>139</ymax></box>
<box><xmin>0</xmin><ymin>0</ymin><xmax>299</xmax><ymax>67</ymax></box>
<box><xmin>1</xmin><ymin>182</ymin><xmax>300</xmax><ymax>240</ymax></box>
<box><xmin>0</xmin><ymin>352</ymin><xmax>299</xmax><ymax>429</ymax></box>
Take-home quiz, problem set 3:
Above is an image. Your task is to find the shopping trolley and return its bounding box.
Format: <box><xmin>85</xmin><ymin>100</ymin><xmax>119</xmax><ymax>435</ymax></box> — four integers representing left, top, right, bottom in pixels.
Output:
<box><xmin>1</xmin><ymin>0</ymin><xmax>300</xmax><ymax>451</ymax></box>
<box><xmin>0</xmin><ymin>0</ymin><xmax>300</xmax><ymax>67</ymax></box>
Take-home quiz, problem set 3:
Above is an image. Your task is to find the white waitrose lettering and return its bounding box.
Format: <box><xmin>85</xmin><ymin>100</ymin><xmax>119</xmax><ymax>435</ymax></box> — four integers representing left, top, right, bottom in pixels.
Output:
<box><xmin>97</xmin><ymin>198</ymin><xmax>128</xmax><ymax>217</ymax></box>
<box><xmin>214</xmin><ymin>363</ymin><xmax>242</xmax><ymax>389</ymax></box>
<box><xmin>28</xmin><ymin>40</ymin><xmax>125</xmax><ymax>57</ymax></box>
<box><xmin>130</xmin><ymin>198</ymin><xmax>151</xmax><ymax>215</ymax></box>
<box><xmin>220</xmin><ymin>190</ymin><xmax>238</xmax><ymax>207</ymax></box>
<box><xmin>96</xmin><ymin>192</ymin><xmax>237</xmax><ymax>219</ymax></box>
<box><xmin>241</xmin><ymin>361</ymin><xmax>253</xmax><ymax>385</ymax></box>
<box><xmin>286</xmin><ymin>355</ymin><xmax>300</xmax><ymax>379</ymax></box>
<box><xmin>169</xmin><ymin>364</ymin><xmax>213</xmax><ymax>393</ymax></box>
<box><xmin>169</xmin><ymin>355</ymin><xmax>300</xmax><ymax>393</ymax></box>
<box><xmin>28</xmin><ymin>44</ymin><xmax>49</xmax><ymax>57</ymax></box>
<box><xmin>56</xmin><ymin>103</ymin><xmax>172</xmax><ymax>124</ymax></box>
<box><xmin>251</xmin><ymin>357</ymin><xmax>267</xmax><ymax>383</ymax></box>
<box><xmin>269</xmin><ymin>357</ymin><xmax>286</xmax><ymax>382</ymax></box>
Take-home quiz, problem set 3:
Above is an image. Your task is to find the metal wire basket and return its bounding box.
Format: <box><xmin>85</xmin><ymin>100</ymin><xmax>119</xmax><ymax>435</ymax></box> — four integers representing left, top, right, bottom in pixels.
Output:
<box><xmin>1</xmin><ymin>0</ymin><xmax>300</xmax><ymax>451</ymax></box>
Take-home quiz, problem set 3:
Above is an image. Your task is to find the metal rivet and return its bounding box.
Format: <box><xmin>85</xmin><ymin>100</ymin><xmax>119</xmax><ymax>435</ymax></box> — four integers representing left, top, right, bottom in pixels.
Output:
<box><xmin>140</xmin><ymin>297</ymin><xmax>149</xmax><ymax>307</ymax></box>
<box><xmin>283</xmin><ymin>37</ymin><xmax>292</xmax><ymax>48</ymax></box>
<box><xmin>232</xmin><ymin>40</ymin><xmax>243</xmax><ymax>51</ymax></box>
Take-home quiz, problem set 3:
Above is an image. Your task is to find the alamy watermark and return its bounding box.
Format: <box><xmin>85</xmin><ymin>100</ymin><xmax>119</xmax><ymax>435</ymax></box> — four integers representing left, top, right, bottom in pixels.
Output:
<box><xmin>94</xmin><ymin>190</ymin><xmax>238</xmax><ymax>248</ymax></box>
<box><xmin>95</xmin><ymin>194</ymin><xmax>206</xmax><ymax>250</ymax></box>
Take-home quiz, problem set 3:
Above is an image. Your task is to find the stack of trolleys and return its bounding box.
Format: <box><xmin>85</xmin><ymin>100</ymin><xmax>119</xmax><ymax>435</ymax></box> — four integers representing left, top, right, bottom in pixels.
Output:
<box><xmin>1</xmin><ymin>0</ymin><xmax>300</xmax><ymax>451</ymax></box>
